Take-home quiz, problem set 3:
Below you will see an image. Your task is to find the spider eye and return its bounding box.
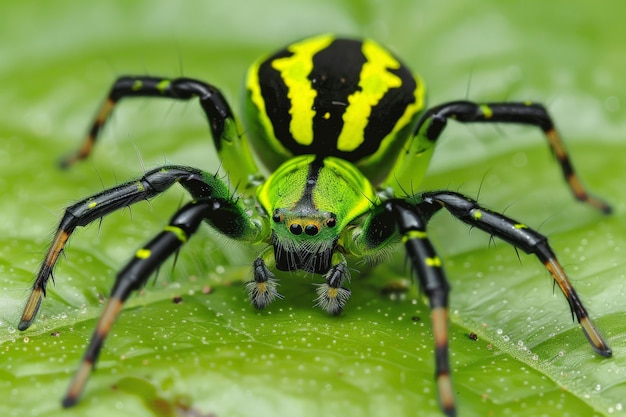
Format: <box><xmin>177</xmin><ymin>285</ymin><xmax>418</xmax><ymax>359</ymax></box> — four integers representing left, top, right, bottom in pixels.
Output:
<box><xmin>326</xmin><ymin>217</ymin><xmax>336</xmax><ymax>228</ymax></box>
<box><xmin>289</xmin><ymin>223</ymin><xmax>303</xmax><ymax>235</ymax></box>
<box><xmin>272</xmin><ymin>211</ymin><xmax>283</xmax><ymax>223</ymax></box>
<box><xmin>304</xmin><ymin>224</ymin><xmax>319</xmax><ymax>236</ymax></box>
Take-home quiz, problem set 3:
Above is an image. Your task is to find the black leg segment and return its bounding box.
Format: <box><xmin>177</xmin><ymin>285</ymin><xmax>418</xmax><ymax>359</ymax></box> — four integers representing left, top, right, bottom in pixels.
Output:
<box><xmin>415</xmin><ymin>100</ymin><xmax>611</xmax><ymax>213</ymax></box>
<box><xmin>61</xmin><ymin>76</ymin><xmax>236</xmax><ymax>168</ymax></box>
<box><xmin>61</xmin><ymin>199</ymin><xmax>227</xmax><ymax>407</ymax></box>
<box><xmin>382</xmin><ymin>199</ymin><xmax>456</xmax><ymax>417</ymax></box>
<box><xmin>18</xmin><ymin>164</ymin><xmax>253</xmax><ymax>331</ymax></box>
<box><xmin>420</xmin><ymin>190</ymin><xmax>612</xmax><ymax>357</ymax></box>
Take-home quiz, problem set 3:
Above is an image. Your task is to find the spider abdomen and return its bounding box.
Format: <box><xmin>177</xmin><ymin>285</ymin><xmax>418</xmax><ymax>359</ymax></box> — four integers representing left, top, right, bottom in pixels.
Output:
<box><xmin>244</xmin><ymin>34</ymin><xmax>426</xmax><ymax>184</ymax></box>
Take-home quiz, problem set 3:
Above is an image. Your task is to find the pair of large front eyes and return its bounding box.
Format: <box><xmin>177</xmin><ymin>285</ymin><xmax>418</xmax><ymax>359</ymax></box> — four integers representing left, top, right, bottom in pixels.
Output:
<box><xmin>272</xmin><ymin>212</ymin><xmax>336</xmax><ymax>236</ymax></box>
<box><xmin>289</xmin><ymin>223</ymin><xmax>319</xmax><ymax>236</ymax></box>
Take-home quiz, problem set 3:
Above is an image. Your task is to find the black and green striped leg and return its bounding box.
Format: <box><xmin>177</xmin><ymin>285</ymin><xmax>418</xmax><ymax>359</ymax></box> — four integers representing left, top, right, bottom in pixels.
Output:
<box><xmin>18</xmin><ymin>164</ymin><xmax>257</xmax><ymax>330</ymax></box>
<box><xmin>61</xmin><ymin>199</ymin><xmax>230</xmax><ymax>407</ymax></box>
<box><xmin>61</xmin><ymin>76</ymin><xmax>233</xmax><ymax>168</ymax></box>
<box><xmin>382</xmin><ymin>200</ymin><xmax>455</xmax><ymax>417</ymax></box>
<box><xmin>415</xmin><ymin>101</ymin><xmax>611</xmax><ymax>214</ymax></box>
<box><xmin>420</xmin><ymin>190</ymin><xmax>612</xmax><ymax>357</ymax></box>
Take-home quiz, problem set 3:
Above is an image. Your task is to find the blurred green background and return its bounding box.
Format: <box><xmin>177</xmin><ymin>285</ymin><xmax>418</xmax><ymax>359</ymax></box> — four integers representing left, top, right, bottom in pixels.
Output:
<box><xmin>1</xmin><ymin>1</ymin><xmax>625</xmax><ymax>416</ymax></box>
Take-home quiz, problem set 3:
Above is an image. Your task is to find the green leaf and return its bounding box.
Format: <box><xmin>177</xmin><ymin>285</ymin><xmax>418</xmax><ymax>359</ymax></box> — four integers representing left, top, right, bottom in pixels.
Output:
<box><xmin>1</xmin><ymin>1</ymin><xmax>625</xmax><ymax>417</ymax></box>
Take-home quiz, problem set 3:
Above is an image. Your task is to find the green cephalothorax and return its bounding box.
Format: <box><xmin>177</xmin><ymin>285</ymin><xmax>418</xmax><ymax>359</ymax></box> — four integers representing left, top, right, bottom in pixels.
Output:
<box><xmin>257</xmin><ymin>155</ymin><xmax>378</xmax><ymax>273</ymax></box>
<box><xmin>18</xmin><ymin>34</ymin><xmax>612</xmax><ymax>417</ymax></box>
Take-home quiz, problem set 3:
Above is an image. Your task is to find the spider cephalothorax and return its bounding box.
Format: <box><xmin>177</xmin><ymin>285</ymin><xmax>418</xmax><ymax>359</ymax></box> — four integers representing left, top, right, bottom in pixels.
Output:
<box><xmin>270</xmin><ymin>208</ymin><xmax>339</xmax><ymax>273</ymax></box>
<box><xmin>18</xmin><ymin>34</ymin><xmax>611</xmax><ymax>416</ymax></box>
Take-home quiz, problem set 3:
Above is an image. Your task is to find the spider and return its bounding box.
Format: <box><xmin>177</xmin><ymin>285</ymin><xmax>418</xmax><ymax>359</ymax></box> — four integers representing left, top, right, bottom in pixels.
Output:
<box><xmin>18</xmin><ymin>34</ymin><xmax>612</xmax><ymax>416</ymax></box>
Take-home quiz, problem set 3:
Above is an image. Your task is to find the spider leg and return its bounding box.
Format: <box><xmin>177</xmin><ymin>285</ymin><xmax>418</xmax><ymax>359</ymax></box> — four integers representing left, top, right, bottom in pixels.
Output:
<box><xmin>388</xmin><ymin>100</ymin><xmax>610</xmax><ymax>213</ymax></box>
<box><xmin>61</xmin><ymin>76</ymin><xmax>260</xmax><ymax>191</ymax></box>
<box><xmin>18</xmin><ymin>164</ymin><xmax>261</xmax><ymax>330</ymax></box>
<box><xmin>61</xmin><ymin>198</ymin><xmax>241</xmax><ymax>407</ymax></box>
<box><xmin>421</xmin><ymin>190</ymin><xmax>612</xmax><ymax>357</ymax></box>
<box><xmin>386</xmin><ymin>200</ymin><xmax>455</xmax><ymax>417</ymax></box>
<box><xmin>345</xmin><ymin>201</ymin><xmax>455</xmax><ymax>417</ymax></box>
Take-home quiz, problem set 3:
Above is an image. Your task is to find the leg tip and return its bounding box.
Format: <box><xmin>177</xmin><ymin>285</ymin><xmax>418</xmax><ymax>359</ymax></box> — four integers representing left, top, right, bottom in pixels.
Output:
<box><xmin>437</xmin><ymin>372</ymin><xmax>456</xmax><ymax>417</ymax></box>
<box><xmin>579</xmin><ymin>316</ymin><xmax>612</xmax><ymax>358</ymax></box>
<box><xmin>578</xmin><ymin>194</ymin><xmax>612</xmax><ymax>215</ymax></box>
<box><xmin>442</xmin><ymin>406</ymin><xmax>457</xmax><ymax>417</ymax></box>
<box><xmin>62</xmin><ymin>396</ymin><xmax>78</xmax><ymax>408</ymax></box>
<box><xmin>19</xmin><ymin>288</ymin><xmax>44</xmax><ymax>331</ymax></box>
<box><xmin>58</xmin><ymin>155</ymin><xmax>75</xmax><ymax>170</ymax></box>
<box><xmin>594</xmin><ymin>345</ymin><xmax>613</xmax><ymax>358</ymax></box>
<box><xmin>17</xmin><ymin>320</ymin><xmax>33</xmax><ymax>331</ymax></box>
<box><xmin>600</xmin><ymin>204</ymin><xmax>613</xmax><ymax>215</ymax></box>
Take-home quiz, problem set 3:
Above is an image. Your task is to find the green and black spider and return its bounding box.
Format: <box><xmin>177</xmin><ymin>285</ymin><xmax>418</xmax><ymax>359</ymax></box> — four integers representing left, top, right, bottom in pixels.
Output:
<box><xmin>18</xmin><ymin>34</ymin><xmax>612</xmax><ymax>416</ymax></box>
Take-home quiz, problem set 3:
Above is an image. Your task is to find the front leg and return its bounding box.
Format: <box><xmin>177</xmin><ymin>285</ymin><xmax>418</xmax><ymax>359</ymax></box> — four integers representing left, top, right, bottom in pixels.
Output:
<box><xmin>19</xmin><ymin>164</ymin><xmax>244</xmax><ymax>330</ymax></box>
<box><xmin>62</xmin><ymin>197</ymin><xmax>263</xmax><ymax>407</ymax></box>
<box><xmin>384</xmin><ymin>200</ymin><xmax>455</xmax><ymax>417</ymax></box>
<box><xmin>345</xmin><ymin>201</ymin><xmax>456</xmax><ymax>417</ymax></box>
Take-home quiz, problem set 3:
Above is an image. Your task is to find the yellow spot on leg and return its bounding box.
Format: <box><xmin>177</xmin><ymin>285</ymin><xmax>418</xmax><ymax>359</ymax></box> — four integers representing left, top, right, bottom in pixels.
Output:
<box><xmin>402</xmin><ymin>230</ymin><xmax>428</xmax><ymax>243</ymax></box>
<box><xmin>479</xmin><ymin>104</ymin><xmax>493</xmax><ymax>119</ymax></box>
<box><xmin>425</xmin><ymin>257</ymin><xmax>442</xmax><ymax>267</ymax></box>
<box><xmin>156</xmin><ymin>79</ymin><xmax>171</xmax><ymax>93</ymax></box>
<box><xmin>135</xmin><ymin>248</ymin><xmax>151</xmax><ymax>259</ymax></box>
<box><xmin>164</xmin><ymin>225</ymin><xmax>188</xmax><ymax>243</ymax></box>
